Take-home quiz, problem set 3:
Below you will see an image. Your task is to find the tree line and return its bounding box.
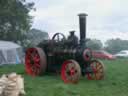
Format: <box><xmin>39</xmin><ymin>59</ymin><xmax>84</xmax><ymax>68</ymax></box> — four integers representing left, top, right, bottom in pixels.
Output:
<box><xmin>86</xmin><ymin>38</ymin><xmax>128</xmax><ymax>54</ymax></box>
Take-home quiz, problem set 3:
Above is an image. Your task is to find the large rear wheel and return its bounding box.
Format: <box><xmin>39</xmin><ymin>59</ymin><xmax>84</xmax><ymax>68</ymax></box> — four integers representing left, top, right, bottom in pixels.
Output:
<box><xmin>61</xmin><ymin>60</ymin><xmax>81</xmax><ymax>83</ymax></box>
<box><xmin>25</xmin><ymin>47</ymin><xmax>47</xmax><ymax>76</ymax></box>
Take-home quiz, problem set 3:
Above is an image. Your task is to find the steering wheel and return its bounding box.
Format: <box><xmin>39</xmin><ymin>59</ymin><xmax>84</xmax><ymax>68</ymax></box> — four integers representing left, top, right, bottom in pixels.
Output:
<box><xmin>52</xmin><ymin>33</ymin><xmax>66</xmax><ymax>43</ymax></box>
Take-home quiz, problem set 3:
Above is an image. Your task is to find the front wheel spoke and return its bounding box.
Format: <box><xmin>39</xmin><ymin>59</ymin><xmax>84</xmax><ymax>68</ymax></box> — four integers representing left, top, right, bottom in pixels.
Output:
<box><xmin>97</xmin><ymin>64</ymin><xmax>102</xmax><ymax>70</ymax></box>
<box><xmin>96</xmin><ymin>62</ymin><xmax>100</xmax><ymax>68</ymax></box>
<box><xmin>91</xmin><ymin>64</ymin><xmax>97</xmax><ymax>72</ymax></box>
<box><xmin>98</xmin><ymin>69</ymin><xmax>103</xmax><ymax>73</ymax></box>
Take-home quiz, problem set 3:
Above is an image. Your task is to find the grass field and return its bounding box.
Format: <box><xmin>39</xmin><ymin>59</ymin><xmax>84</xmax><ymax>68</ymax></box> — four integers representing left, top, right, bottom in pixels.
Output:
<box><xmin>0</xmin><ymin>59</ymin><xmax>128</xmax><ymax>96</ymax></box>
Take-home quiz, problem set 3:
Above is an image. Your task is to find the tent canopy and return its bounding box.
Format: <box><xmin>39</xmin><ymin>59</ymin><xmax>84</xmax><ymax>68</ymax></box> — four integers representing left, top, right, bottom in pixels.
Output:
<box><xmin>0</xmin><ymin>41</ymin><xmax>23</xmax><ymax>65</ymax></box>
<box><xmin>0</xmin><ymin>41</ymin><xmax>20</xmax><ymax>50</ymax></box>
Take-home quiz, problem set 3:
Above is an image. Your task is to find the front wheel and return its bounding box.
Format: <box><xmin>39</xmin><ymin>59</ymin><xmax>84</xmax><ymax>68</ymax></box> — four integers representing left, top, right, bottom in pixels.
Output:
<box><xmin>86</xmin><ymin>60</ymin><xmax>105</xmax><ymax>80</ymax></box>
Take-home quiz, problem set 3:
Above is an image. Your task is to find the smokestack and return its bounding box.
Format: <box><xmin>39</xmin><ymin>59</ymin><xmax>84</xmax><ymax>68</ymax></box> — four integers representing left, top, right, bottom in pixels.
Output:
<box><xmin>78</xmin><ymin>13</ymin><xmax>88</xmax><ymax>45</ymax></box>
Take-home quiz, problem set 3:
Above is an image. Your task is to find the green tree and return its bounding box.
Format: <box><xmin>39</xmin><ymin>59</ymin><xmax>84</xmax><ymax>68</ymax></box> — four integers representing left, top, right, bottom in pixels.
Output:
<box><xmin>105</xmin><ymin>38</ymin><xmax>128</xmax><ymax>54</ymax></box>
<box><xmin>86</xmin><ymin>39</ymin><xmax>103</xmax><ymax>50</ymax></box>
<box><xmin>0</xmin><ymin>0</ymin><xmax>34</xmax><ymax>46</ymax></box>
<box><xmin>26</xmin><ymin>28</ymin><xmax>49</xmax><ymax>47</ymax></box>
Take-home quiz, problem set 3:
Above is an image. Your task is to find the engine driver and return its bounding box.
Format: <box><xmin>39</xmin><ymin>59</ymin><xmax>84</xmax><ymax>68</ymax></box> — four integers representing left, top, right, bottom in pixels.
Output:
<box><xmin>67</xmin><ymin>30</ymin><xmax>78</xmax><ymax>47</ymax></box>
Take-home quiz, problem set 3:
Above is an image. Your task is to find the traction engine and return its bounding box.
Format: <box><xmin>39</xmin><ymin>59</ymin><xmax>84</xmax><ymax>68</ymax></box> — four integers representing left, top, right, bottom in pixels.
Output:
<box><xmin>25</xmin><ymin>13</ymin><xmax>105</xmax><ymax>83</ymax></box>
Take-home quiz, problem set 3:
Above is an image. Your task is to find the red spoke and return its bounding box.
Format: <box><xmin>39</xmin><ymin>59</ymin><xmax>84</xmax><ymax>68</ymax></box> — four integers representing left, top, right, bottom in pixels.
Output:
<box><xmin>61</xmin><ymin>60</ymin><xmax>81</xmax><ymax>83</ymax></box>
<box><xmin>25</xmin><ymin>48</ymin><xmax>46</xmax><ymax>76</ymax></box>
<box><xmin>86</xmin><ymin>60</ymin><xmax>104</xmax><ymax>80</ymax></box>
<box><xmin>35</xmin><ymin>63</ymin><xmax>40</xmax><ymax>68</ymax></box>
<box><xmin>34</xmin><ymin>55</ymin><xmax>40</xmax><ymax>63</ymax></box>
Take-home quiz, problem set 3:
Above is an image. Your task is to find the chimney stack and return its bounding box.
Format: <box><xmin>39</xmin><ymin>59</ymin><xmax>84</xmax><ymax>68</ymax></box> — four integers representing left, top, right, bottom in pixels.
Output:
<box><xmin>78</xmin><ymin>13</ymin><xmax>88</xmax><ymax>45</ymax></box>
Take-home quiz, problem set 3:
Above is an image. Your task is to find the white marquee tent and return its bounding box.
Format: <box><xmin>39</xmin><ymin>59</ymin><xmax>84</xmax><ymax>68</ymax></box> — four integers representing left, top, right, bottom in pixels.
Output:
<box><xmin>0</xmin><ymin>41</ymin><xmax>23</xmax><ymax>65</ymax></box>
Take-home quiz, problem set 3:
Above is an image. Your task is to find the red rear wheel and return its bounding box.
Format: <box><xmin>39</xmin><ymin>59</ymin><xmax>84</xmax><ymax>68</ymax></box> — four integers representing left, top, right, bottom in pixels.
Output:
<box><xmin>61</xmin><ymin>60</ymin><xmax>81</xmax><ymax>83</ymax></box>
<box><xmin>86</xmin><ymin>60</ymin><xmax>104</xmax><ymax>80</ymax></box>
<box><xmin>25</xmin><ymin>47</ymin><xmax>46</xmax><ymax>76</ymax></box>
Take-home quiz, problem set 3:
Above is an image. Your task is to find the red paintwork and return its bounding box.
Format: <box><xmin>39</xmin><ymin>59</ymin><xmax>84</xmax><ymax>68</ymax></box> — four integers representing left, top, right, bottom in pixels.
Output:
<box><xmin>25</xmin><ymin>48</ymin><xmax>41</xmax><ymax>76</ymax></box>
<box><xmin>86</xmin><ymin>62</ymin><xmax>97</xmax><ymax>80</ymax></box>
<box><xmin>61</xmin><ymin>60</ymin><xmax>80</xmax><ymax>83</ymax></box>
<box><xmin>83</xmin><ymin>48</ymin><xmax>92</xmax><ymax>61</ymax></box>
<box><xmin>86</xmin><ymin>60</ymin><xmax>104</xmax><ymax>80</ymax></box>
<box><xmin>92</xmin><ymin>50</ymin><xmax>116</xmax><ymax>60</ymax></box>
<box><xmin>61</xmin><ymin>60</ymin><xmax>72</xmax><ymax>83</ymax></box>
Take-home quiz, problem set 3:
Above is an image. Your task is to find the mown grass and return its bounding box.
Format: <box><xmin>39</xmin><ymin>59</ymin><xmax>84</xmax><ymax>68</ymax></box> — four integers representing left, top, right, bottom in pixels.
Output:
<box><xmin>0</xmin><ymin>59</ymin><xmax>128</xmax><ymax>96</ymax></box>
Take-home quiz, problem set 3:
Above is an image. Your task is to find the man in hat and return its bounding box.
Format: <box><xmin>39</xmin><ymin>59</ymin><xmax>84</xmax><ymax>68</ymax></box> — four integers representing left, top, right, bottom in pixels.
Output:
<box><xmin>67</xmin><ymin>30</ymin><xmax>78</xmax><ymax>47</ymax></box>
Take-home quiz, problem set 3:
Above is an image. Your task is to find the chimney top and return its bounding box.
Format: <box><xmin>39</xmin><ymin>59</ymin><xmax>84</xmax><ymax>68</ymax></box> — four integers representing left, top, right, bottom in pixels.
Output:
<box><xmin>78</xmin><ymin>13</ymin><xmax>88</xmax><ymax>17</ymax></box>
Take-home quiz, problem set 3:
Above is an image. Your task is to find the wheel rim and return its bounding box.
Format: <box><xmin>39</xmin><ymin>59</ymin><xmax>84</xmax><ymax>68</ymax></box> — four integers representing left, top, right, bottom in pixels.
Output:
<box><xmin>86</xmin><ymin>60</ymin><xmax>104</xmax><ymax>80</ymax></box>
<box><xmin>61</xmin><ymin>60</ymin><xmax>81</xmax><ymax>83</ymax></box>
<box><xmin>25</xmin><ymin>48</ymin><xmax>46</xmax><ymax>76</ymax></box>
<box><xmin>83</xmin><ymin>48</ymin><xmax>92</xmax><ymax>61</ymax></box>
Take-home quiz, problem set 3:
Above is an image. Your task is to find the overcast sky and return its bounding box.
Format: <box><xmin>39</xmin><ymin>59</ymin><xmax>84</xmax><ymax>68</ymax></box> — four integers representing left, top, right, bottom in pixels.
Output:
<box><xmin>28</xmin><ymin>0</ymin><xmax>128</xmax><ymax>43</ymax></box>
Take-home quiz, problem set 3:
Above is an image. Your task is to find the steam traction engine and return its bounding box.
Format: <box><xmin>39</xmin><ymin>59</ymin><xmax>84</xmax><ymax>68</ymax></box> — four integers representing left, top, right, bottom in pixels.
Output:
<box><xmin>25</xmin><ymin>13</ymin><xmax>105</xmax><ymax>83</ymax></box>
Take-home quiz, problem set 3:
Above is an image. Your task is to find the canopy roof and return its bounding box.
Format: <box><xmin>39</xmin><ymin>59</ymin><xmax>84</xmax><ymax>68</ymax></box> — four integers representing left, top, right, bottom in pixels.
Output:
<box><xmin>0</xmin><ymin>41</ymin><xmax>21</xmax><ymax>50</ymax></box>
